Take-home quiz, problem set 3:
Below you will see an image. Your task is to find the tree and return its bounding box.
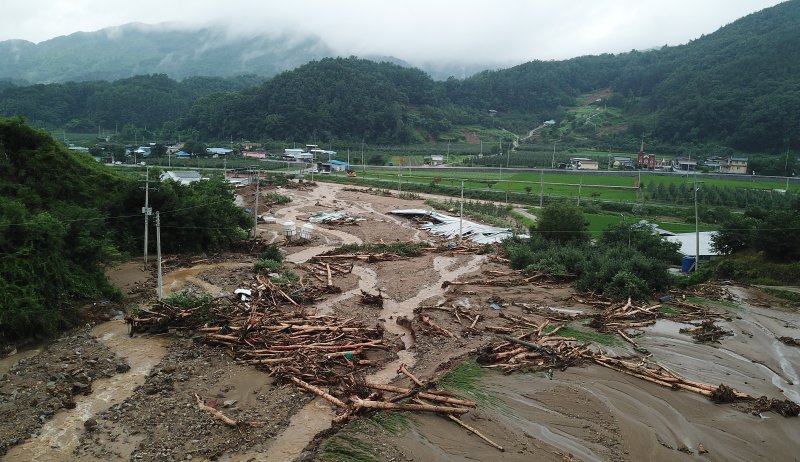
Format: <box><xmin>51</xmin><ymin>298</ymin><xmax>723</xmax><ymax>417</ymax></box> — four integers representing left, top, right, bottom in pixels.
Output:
<box><xmin>536</xmin><ymin>202</ymin><xmax>589</xmax><ymax>244</ymax></box>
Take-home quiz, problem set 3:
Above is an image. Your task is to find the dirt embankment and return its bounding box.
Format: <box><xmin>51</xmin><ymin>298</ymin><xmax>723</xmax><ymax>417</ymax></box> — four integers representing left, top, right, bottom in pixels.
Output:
<box><xmin>0</xmin><ymin>182</ymin><xmax>798</xmax><ymax>462</ymax></box>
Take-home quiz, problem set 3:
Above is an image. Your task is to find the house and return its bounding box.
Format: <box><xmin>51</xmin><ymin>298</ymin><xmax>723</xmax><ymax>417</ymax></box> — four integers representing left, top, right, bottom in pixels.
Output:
<box><xmin>283</xmin><ymin>148</ymin><xmax>314</xmax><ymax>162</ymax></box>
<box><xmin>166</xmin><ymin>143</ymin><xmax>184</xmax><ymax>154</ymax></box>
<box><xmin>134</xmin><ymin>146</ymin><xmax>151</xmax><ymax>157</ymax></box>
<box><xmin>569</xmin><ymin>157</ymin><xmax>599</xmax><ymax>170</ymax></box>
<box><xmin>665</xmin><ymin>231</ymin><xmax>721</xmax><ymax>263</ymax></box>
<box><xmin>612</xmin><ymin>156</ymin><xmax>634</xmax><ymax>169</ymax></box>
<box><xmin>543</xmin><ymin>120</ymin><xmax>556</xmax><ymax>126</ymax></box>
<box><xmin>720</xmin><ymin>156</ymin><xmax>748</xmax><ymax>174</ymax></box>
<box><xmin>322</xmin><ymin>160</ymin><xmax>350</xmax><ymax>172</ymax></box>
<box><xmin>672</xmin><ymin>158</ymin><xmax>698</xmax><ymax>171</ymax></box>
<box><xmin>174</xmin><ymin>150</ymin><xmax>191</xmax><ymax>158</ymax></box>
<box><xmin>426</xmin><ymin>155</ymin><xmax>445</xmax><ymax>166</ymax></box>
<box><xmin>208</xmin><ymin>148</ymin><xmax>233</xmax><ymax>156</ymax></box>
<box><xmin>160</xmin><ymin>170</ymin><xmax>203</xmax><ymax>185</ymax></box>
<box><xmin>242</xmin><ymin>151</ymin><xmax>268</xmax><ymax>159</ymax></box>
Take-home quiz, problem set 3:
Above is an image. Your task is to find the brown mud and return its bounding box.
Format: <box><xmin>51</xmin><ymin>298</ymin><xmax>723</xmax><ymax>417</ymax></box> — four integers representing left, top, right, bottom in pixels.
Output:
<box><xmin>0</xmin><ymin>182</ymin><xmax>798</xmax><ymax>461</ymax></box>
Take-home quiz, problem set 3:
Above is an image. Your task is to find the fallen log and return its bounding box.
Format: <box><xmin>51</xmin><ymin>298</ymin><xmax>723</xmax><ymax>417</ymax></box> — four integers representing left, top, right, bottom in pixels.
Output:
<box><xmin>398</xmin><ymin>363</ymin><xmax>425</xmax><ymax>387</ymax></box>
<box><xmin>351</xmin><ymin>397</ymin><xmax>469</xmax><ymax>415</ymax></box>
<box><xmin>290</xmin><ymin>376</ymin><xmax>347</xmax><ymax>409</ymax></box>
<box><xmin>194</xmin><ymin>393</ymin><xmax>238</xmax><ymax>427</ymax></box>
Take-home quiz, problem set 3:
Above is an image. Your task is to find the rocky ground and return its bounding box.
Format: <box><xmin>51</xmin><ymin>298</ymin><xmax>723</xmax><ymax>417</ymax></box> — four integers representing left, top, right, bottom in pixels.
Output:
<box><xmin>0</xmin><ymin>181</ymin><xmax>798</xmax><ymax>462</ymax></box>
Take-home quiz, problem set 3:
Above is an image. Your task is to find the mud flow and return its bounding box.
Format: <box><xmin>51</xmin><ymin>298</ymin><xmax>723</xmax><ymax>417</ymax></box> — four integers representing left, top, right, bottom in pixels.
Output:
<box><xmin>1</xmin><ymin>182</ymin><xmax>798</xmax><ymax>462</ymax></box>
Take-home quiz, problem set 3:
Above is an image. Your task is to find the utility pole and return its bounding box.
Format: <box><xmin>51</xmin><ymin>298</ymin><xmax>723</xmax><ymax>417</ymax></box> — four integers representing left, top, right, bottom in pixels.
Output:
<box><xmin>155</xmin><ymin>211</ymin><xmax>163</xmax><ymax>300</ymax></box>
<box><xmin>694</xmin><ymin>178</ymin><xmax>701</xmax><ymax>272</ymax></box>
<box><xmin>141</xmin><ymin>167</ymin><xmax>153</xmax><ymax>269</ymax></box>
<box><xmin>253</xmin><ymin>170</ymin><xmax>260</xmax><ymax>238</ymax></box>
<box><xmin>459</xmin><ymin>179</ymin><xmax>464</xmax><ymax>241</ymax></box>
<box><xmin>577</xmin><ymin>176</ymin><xmax>583</xmax><ymax>206</ymax></box>
<box><xmin>539</xmin><ymin>169</ymin><xmax>544</xmax><ymax>207</ymax></box>
<box><xmin>361</xmin><ymin>139</ymin><xmax>365</xmax><ymax>172</ymax></box>
<box><xmin>551</xmin><ymin>139</ymin><xmax>562</xmax><ymax>169</ymax></box>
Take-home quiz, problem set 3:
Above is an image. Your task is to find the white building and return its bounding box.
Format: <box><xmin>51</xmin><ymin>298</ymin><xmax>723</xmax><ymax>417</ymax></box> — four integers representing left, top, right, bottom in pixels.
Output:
<box><xmin>160</xmin><ymin>170</ymin><xmax>203</xmax><ymax>185</ymax></box>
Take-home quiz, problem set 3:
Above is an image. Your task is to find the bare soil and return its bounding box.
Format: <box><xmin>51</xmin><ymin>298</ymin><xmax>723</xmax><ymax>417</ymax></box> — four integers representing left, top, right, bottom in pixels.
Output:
<box><xmin>0</xmin><ymin>182</ymin><xmax>798</xmax><ymax>462</ymax></box>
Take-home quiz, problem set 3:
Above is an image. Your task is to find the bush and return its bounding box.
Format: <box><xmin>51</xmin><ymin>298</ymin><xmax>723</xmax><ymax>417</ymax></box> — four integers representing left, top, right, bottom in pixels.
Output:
<box><xmin>264</xmin><ymin>192</ymin><xmax>291</xmax><ymax>205</ymax></box>
<box><xmin>270</xmin><ymin>270</ymin><xmax>299</xmax><ymax>286</ymax></box>
<box><xmin>254</xmin><ymin>258</ymin><xmax>282</xmax><ymax>273</ymax></box>
<box><xmin>536</xmin><ymin>202</ymin><xmax>589</xmax><ymax>244</ymax></box>
<box><xmin>602</xmin><ymin>271</ymin><xmax>650</xmax><ymax>300</ymax></box>
<box><xmin>260</xmin><ymin>244</ymin><xmax>284</xmax><ymax>262</ymax></box>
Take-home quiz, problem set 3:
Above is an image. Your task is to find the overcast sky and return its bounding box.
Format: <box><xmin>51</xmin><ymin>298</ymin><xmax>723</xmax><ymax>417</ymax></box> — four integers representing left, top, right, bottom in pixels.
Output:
<box><xmin>0</xmin><ymin>0</ymin><xmax>785</xmax><ymax>64</ymax></box>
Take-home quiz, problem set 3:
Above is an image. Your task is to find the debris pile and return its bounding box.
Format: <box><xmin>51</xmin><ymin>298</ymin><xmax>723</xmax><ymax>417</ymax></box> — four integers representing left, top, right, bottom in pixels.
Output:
<box><xmin>359</xmin><ymin>290</ymin><xmax>383</xmax><ymax>307</ymax></box>
<box><xmin>588</xmin><ymin>298</ymin><xmax>660</xmax><ymax>332</ymax></box>
<box><xmin>467</xmin><ymin>312</ymin><xmax>799</xmax><ymax>417</ymax></box>
<box><xmin>476</xmin><ymin>322</ymin><xmax>590</xmax><ymax>374</ymax></box>
<box><xmin>309</xmin><ymin>211</ymin><xmax>364</xmax><ymax>225</ymax></box>
<box><xmin>679</xmin><ymin>320</ymin><xmax>733</xmax><ymax>343</ymax></box>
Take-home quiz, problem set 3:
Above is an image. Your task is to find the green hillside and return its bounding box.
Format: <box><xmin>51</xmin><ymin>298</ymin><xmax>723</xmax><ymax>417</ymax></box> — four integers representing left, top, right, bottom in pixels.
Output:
<box><xmin>0</xmin><ymin>1</ymin><xmax>798</xmax><ymax>153</ymax></box>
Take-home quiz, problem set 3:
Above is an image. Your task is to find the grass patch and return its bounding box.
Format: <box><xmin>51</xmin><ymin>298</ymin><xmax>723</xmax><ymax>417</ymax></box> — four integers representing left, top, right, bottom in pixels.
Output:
<box><xmin>659</xmin><ymin>305</ymin><xmax>681</xmax><ymax>316</ymax></box>
<box><xmin>686</xmin><ymin>295</ymin><xmax>740</xmax><ymax>310</ymax></box>
<box><xmin>320</xmin><ymin>416</ymin><xmax>399</xmax><ymax>462</ymax></box>
<box><xmin>370</xmin><ymin>411</ymin><xmax>414</xmax><ymax>435</ymax></box>
<box><xmin>254</xmin><ymin>258</ymin><xmax>282</xmax><ymax>273</ymax></box>
<box><xmin>546</xmin><ymin>325</ymin><xmax>617</xmax><ymax>346</ymax></box>
<box><xmin>264</xmin><ymin>192</ymin><xmax>291</xmax><ymax>204</ymax></box>
<box><xmin>438</xmin><ymin>359</ymin><xmax>504</xmax><ymax>410</ymax></box>
<box><xmin>762</xmin><ymin>287</ymin><xmax>800</xmax><ymax>304</ymax></box>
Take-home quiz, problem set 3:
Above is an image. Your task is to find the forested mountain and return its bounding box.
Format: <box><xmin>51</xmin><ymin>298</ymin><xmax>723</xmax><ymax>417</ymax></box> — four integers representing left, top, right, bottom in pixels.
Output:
<box><xmin>452</xmin><ymin>0</ymin><xmax>800</xmax><ymax>151</ymax></box>
<box><xmin>0</xmin><ymin>23</ymin><xmax>334</xmax><ymax>84</ymax></box>
<box><xmin>0</xmin><ymin>74</ymin><xmax>263</xmax><ymax>134</ymax></box>
<box><xmin>0</xmin><ymin>1</ymin><xmax>798</xmax><ymax>152</ymax></box>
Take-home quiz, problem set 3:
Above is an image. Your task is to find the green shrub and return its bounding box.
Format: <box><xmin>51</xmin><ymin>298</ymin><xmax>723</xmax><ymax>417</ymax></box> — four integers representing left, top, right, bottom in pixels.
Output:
<box><xmin>270</xmin><ymin>270</ymin><xmax>299</xmax><ymax>285</ymax></box>
<box><xmin>260</xmin><ymin>244</ymin><xmax>284</xmax><ymax>262</ymax></box>
<box><xmin>254</xmin><ymin>258</ymin><xmax>282</xmax><ymax>273</ymax></box>
<box><xmin>603</xmin><ymin>270</ymin><xmax>650</xmax><ymax>300</ymax></box>
<box><xmin>163</xmin><ymin>291</ymin><xmax>213</xmax><ymax>308</ymax></box>
<box><xmin>264</xmin><ymin>192</ymin><xmax>291</xmax><ymax>204</ymax></box>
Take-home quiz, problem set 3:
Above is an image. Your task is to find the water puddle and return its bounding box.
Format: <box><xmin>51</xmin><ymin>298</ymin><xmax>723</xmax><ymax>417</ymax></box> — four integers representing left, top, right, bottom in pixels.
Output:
<box><xmin>369</xmin><ymin>255</ymin><xmax>485</xmax><ymax>383</ymax></box>
<box><xmin>0</xmin><ymin>345</ymin><xmax>44</xmax><ymax>375</ymax></box>
<box><xmin>5</xmin><ymin>321</ymin><xmax>169</xmax><ymax>461</ymax></box>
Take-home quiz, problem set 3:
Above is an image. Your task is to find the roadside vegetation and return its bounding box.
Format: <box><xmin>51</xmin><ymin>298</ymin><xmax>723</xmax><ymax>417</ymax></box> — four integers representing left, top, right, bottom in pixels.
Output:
<box><xmin>504</xmin><ymin>202</ymin><xmax>681</xmax><ymax>300</ymax></box>
<box><xmin>0</xmin><ymin>117</ymin><xmax>251</xmax><ymax>345</ymax></box>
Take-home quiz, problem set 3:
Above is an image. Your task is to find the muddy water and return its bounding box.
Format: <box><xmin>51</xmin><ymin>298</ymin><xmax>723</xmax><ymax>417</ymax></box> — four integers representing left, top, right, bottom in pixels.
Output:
<box><xmin>314</xmin><ymin>265</ymin><xmax>379</xmax><ymax>314</ymax></box>
<box><xmin>0</xmin><ymin>346</ymin><xmax>44</xmax><ymax>375</ymax></box>
<box><xmin>369</xmin><ymin>255</ymin><xmax>485</xmax><ymax>383</ymax></box>
<box><xmin>5</xmin><ymin>321</ymin><xmax>169</xmax><ymax>461</ymax></box>
<box><xmin>641</xmin><ymin>289</ymin><xmax>800</xmax><ymax>402</ymax></box>
<box><xmin>162</xmin><ymin>262</ymin><xmax>250</xmax><ymax>296</ymax></box>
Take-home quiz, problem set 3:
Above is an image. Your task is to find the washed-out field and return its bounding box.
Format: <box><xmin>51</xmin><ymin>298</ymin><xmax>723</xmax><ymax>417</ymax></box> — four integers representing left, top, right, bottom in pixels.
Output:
<box><xmin>0</xmin><ymin>181</ymin><xmax>798</xmax><ymax>462</ymax></box>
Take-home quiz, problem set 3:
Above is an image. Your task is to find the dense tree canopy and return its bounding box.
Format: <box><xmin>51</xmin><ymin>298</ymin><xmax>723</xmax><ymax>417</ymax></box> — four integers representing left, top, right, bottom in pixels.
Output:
<box><xmin>0</xmin><ymin>117</ymin><xmax>250</xmax><ymax>343</ymax></box>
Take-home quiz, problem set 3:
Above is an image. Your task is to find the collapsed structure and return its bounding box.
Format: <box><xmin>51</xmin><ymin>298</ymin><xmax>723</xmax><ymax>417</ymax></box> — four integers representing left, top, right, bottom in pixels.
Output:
<box><xmin>390</xmin><ymin>209</ymin><xmax>516</xmax><ymax>244</ymax></box>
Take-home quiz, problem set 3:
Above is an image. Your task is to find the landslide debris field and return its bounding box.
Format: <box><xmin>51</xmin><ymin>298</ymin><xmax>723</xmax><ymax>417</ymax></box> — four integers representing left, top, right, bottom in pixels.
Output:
<box><xmin>1</xmin><ymin>181</ymin><xmax>799</xmax><ymax>462</ymax></box>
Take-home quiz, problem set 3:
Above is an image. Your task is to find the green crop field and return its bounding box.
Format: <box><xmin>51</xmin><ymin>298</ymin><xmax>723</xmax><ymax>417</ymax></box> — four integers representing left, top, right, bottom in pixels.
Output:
<box><xmin>339</xmin><ymin>168</ymin><xmax>791</xmax><ymax>206</ymax></box>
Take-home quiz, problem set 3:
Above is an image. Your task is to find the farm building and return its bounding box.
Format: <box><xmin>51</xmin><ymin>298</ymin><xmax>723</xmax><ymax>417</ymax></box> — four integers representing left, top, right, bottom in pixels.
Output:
<box><xmin>665</xmin><ymin>231</ymin><xmax>721</xmax><ymax>263</ymax></box>
<box><xmin>160</xmin><ymin>170</ymin><xmax>203</xmax><ymax>185</ymax></box>
<box><xmin>322</xmin><ymin>160</ymin><xmax>350</xmax><ymax>172</ymax></box>
<box><xmin>569</xmin><ymin>158</ymin><xmax>599</xmax><ymax>170</ymax></box>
